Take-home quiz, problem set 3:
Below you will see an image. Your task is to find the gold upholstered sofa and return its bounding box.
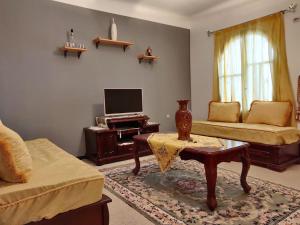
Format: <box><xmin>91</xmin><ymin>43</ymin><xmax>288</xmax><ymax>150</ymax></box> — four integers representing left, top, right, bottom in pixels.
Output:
<box><xmin>192</xmin><ymin>101</ymin><xmax>300</xmax><ymax>171</ymax></box>
<box><xmin>0</xmin><ymin>121</ymin><xmax>111</xmax><ymax>225</ymax></box>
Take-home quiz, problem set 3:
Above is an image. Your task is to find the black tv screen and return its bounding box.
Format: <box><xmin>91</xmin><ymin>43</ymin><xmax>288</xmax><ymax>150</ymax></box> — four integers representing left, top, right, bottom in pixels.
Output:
<box><xmin>104</xmin><ymin>89</ymin><xmax>143</xmax><ymax>115</ymax></box>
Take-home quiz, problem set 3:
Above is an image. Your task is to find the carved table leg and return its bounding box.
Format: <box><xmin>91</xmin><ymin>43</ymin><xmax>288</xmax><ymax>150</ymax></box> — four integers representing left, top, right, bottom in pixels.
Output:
<box><xmin>240</xmin><ymin>148</ymin><xmax>251</xmax><ymax>193</ymax></box>
<box><xmin>204</xmin><ymin>160</ymin><xmax>218</xmax><ymax>211</ymax></box>
<box><xmin>132</xmin><ymin>143</ymin><xmax>140</xmax><ymax>175</ymax></box>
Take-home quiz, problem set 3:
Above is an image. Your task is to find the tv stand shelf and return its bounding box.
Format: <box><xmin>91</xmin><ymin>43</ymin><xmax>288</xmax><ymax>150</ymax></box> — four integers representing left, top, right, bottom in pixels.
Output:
<box><xmin>84</xmin><ymin>115</ymin><xmax>159</xmax><ymax>165</ymax></box>
<box><xmin>105</xmin><ymin>115</ymin><xmax>149</xmax><ymax>128</ymax></box>
<box><xmin>117</xmin><ymin>127</ymin><xmax>140</xmax><ymax>137</ymax></box>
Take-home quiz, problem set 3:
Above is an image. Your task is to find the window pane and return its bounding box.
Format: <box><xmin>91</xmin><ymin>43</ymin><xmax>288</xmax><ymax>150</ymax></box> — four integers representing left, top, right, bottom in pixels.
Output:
<box><xmin>261</xmin><ymin>63</ymin><xmax>273</xmax><ymax>100</ymax></box>
<box><xmin>218</xmin><ymin>32</ymin><xmax>273</xmax><ymax>110</ymax></box>
<box><xmin>232</xmin><ymin>75</ymin><xmax>242</xmax><ymax>103</ymax></box>
<box><xmin>245</xmin><ymin>33</ymin><xmax>273</xmax><ymax>108</ymax></box>
<box><xmin>218</xmin><ymin>37</ymin><xmax>242</xmax><ymax>102</ymax></box>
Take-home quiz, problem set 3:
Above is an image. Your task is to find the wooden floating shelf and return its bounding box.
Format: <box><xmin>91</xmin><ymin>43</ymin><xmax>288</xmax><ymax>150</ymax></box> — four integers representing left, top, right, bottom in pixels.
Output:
<box><xmin>137</xmin><ymin>55</ymin><xmax>159</xmax><ymax>64</ymax></box>
<box><xmin>93</xmin><ymin>37</ymin><xmax>134</xmax><ymax>52</ymax></box>
<box><xmin>60</xmin><ymin>47</ymin><xmax>87</xmax><ymax>58</ymax></box>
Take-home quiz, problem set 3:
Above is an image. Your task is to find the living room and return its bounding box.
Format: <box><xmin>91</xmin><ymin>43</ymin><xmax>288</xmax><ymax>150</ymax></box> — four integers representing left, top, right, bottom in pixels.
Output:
<box><xmin>0</xmin><ymin>0</ymin><xmax>300</xmax><ymax>225</ymax></box>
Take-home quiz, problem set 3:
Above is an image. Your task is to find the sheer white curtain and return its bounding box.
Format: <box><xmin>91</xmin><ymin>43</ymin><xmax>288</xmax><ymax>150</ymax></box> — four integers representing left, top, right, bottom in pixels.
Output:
<box><xmin>218</xmin><ymin>37</ymin><xmax>242</xmax><ymax>103</ymax></box>
<box><xmin>218</xmin><ymin>32</ymin><xmax>274</xmax><ymax>110</ymax></box>
<box><xmin>213</xmin><ymin>13</ymin><xmax>295</xmax><ymax>126</ymax></box>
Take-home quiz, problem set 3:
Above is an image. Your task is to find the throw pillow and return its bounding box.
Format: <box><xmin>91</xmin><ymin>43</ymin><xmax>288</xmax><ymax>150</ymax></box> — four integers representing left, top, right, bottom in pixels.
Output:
<box><xmin>245</xmin><ymin>100</ymin><xmax>292</xmax><ymax>126</ymax></box>
<box><xmin>0</xmin><ymin>122</ymin><xmax>32</xmax><ymax>183</ymax></box>
<box><xmin>208</xmin><ymin>101</ymin><xmax>241</xmax><ymax>123</ymax></box>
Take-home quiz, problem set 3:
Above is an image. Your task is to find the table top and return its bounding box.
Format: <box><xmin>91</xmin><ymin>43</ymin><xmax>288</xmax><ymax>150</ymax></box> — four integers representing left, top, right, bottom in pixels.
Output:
<box><xmin>133</xmin><ymin>133</ymin><xmax>249</xmax><ymax>156</ymax></box>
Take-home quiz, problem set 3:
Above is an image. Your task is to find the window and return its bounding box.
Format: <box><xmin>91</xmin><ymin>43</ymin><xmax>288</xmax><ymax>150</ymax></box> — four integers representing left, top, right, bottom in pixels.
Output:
<box><xmin>218</xmin><ymin>32</ymin><xmax>274</xmax><ymax>110</ymax></box>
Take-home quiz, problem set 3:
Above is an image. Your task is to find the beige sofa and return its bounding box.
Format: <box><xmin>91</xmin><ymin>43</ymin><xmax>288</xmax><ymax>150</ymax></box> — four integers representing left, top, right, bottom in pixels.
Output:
<box><xmin>0</xmin><ymin>138</ymin><xmax>110</xmax><ymax>225</ymax></box>
<box><xmin>191</xmin><ymin>101</ymin><xmax>300</xmax><ymax>171</ymax></box>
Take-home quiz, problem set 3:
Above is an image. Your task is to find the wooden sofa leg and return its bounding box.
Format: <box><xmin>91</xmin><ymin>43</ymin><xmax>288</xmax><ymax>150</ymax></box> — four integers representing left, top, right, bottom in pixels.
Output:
<box><xmin>101</xmin><ymin>196</ymin><xmax>111</xmax><ymax>225</ymax></box>
<box><xmin>99</xmin><ymin>194</ymin><xmax>112</xmax><ymax>225</ymax></box>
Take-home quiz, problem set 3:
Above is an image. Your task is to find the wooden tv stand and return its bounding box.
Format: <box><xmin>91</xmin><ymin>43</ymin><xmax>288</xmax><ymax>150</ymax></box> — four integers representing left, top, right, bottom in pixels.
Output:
<box><xmin>84</xmin><ymin>115</ymin><xmax>159</xmax><ymax>165</ymax></box>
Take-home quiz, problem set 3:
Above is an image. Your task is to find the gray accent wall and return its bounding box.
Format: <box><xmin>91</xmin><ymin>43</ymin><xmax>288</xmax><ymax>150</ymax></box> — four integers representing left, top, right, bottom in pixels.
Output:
<box><xmin>0</xmin><ymin>0</ymin><xmax>190</xmax><ymax>156</ymax></box>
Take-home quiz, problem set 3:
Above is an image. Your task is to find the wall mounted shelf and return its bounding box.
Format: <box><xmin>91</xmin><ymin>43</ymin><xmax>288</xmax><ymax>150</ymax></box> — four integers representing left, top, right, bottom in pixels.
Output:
<box><xmin>60</xmin><ymin>47</ymin><xmax>87</xmax><ymax>58</ymax></box>
<box><xmin>93</xmin><ymin>37</ymin><xmax>134</xmax><ymax>51</ymax></box>
<box><xmin>137</xmin><ymin>55</ymin><xmax>159</xmax><ymax>64</ymax></box>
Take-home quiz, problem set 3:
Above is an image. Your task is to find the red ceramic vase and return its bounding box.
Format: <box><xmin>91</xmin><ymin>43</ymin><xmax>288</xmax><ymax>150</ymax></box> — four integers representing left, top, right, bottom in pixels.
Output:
<box><xmin>175</xmin><ymin>100</ymin><xmax>192</xmax><ymax>141</ymax></box>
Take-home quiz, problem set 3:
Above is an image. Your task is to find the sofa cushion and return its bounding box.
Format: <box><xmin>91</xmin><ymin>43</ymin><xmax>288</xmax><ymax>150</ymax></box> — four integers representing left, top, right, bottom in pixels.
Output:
<box><xmin>192</xmin><ymin>120</ymin><xmax>299</xmax><ymax>145</ymax></box>
<box><xmin>246</xmin><ymin>101</ymin><xmax>292</xmax><ymax>127</ymax></box>
<box><xmin>0</xmin><ymin>122</ymin><xmax>32</xmax><ymax>183</ymax></box>
<box><xmin>208</xmin><ymin>101</ymin><xmax>240</xmax><ymax>123</ymax></box>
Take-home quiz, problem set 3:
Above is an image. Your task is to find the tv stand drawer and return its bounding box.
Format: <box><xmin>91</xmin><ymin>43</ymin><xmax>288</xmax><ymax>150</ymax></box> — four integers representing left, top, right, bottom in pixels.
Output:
<box><xmin>117</xmin><ymin>142</ymin><xmax>134</xmax><ymax>154</ymax></box>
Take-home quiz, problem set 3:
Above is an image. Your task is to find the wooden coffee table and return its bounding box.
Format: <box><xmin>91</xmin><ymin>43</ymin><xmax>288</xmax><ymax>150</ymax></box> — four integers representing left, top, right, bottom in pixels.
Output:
<box><xmin>132</xmin><ymin>133</ymin><xmax>251</xmax><ymax>211</ymax></box>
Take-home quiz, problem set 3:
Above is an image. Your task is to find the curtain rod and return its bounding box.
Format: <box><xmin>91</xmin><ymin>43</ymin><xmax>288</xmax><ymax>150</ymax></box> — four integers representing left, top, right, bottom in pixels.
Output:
<box><xmin>207</xmin><ymin>4</ymin><xmax>297</xmax><ymax>37</ymax></box>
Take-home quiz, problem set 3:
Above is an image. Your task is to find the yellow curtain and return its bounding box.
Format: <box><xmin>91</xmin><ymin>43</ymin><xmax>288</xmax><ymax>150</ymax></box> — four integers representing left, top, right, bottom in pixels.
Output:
<box><xmin>213</xmin><ymin>13</ymin><xmax>296</xmax><ymax>126</ymax></box>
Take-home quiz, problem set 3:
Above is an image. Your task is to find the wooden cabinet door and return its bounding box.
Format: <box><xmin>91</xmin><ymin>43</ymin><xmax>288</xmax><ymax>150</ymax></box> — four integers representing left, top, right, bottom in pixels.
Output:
<box><xmin>97</xmin><ymin>132</ymin><xmax>117</xmax><ymax>158</ymax></box>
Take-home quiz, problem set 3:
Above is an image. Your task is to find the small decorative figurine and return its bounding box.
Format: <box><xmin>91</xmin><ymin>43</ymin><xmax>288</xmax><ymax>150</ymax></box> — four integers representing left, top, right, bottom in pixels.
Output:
<box><xmin>68</xmin><ymin>28</ymin><xmax>75</xmax><ymax>47</ymax></box>
<box><xmin>146</xmin><ymin>46</ymin><xmax>152</xmax><ymax>56</ymax></box>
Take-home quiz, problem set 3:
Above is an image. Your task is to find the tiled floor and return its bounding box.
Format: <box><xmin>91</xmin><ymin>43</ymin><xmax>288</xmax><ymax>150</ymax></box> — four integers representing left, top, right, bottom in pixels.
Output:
<box><xmin>85</xmin><ymin>157</ymin><xmax>300</xmax><ymax>225</ymax></box>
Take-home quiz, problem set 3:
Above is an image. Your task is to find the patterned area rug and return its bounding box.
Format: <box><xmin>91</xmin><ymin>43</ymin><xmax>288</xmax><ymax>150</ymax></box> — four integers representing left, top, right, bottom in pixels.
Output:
<box><xmin>100</xmin><ymin>159</ymin><xmax>300</xmax><ymax>225</ymax></box>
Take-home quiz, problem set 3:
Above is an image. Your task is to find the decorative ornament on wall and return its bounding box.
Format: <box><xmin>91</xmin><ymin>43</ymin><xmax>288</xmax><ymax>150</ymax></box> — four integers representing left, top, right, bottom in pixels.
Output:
<box><xmin>287</xmin><ymin>3</ymin><xmax>297</xmax><ymax>13</ymax></box>
<box><xmin>93</xmin><ymin>17</ymin><xmax>133</xmax><ymax>51</ymax></box>
<box><xmin>68</xmin><ymin>28</ymin><xmax>75</xmax><ymax>47</ymax></box>
<box><xmin>146</xmin><ymin>46</ymin><xmax>153</xmax><ymax>56</ymax></box>
<box><xmin>59</xmin><ymin>28</ymin><xmax>87</xmax><ymax>59</ymax></box>
<box><xmin>110</xmin><ymin>18</ymin><xmax>118</xmax><ymax>41</ymax></box>
<box><xmin>138</xmin><ymin>47</ymin><xmax>159</xmax><ymax>64</ymax></box>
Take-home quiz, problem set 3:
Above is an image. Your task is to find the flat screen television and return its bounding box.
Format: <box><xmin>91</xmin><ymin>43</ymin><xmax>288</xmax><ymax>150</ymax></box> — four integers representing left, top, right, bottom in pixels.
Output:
<box><xmin>104</xmin><ymin>88</ymin><xmax>143</xmax><ymax>116</ymax></box>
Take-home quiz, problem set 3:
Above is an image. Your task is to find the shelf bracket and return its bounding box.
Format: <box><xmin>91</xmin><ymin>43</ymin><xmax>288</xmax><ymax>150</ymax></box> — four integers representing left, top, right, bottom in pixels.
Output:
<box><xmin>63</xmin><ymin>50</ymin><xmax>82</xmax><ymax>59</ymax></box>
<box><xmin>123</xmin><ymin>45</ymin><xmax>128</xmax><ymax>52</ymax></box>
<box><xmin>138</xmin><ymin>58</ymin><xmax>154</xmax><ymax>64</ymax></box>
<box><xmin>95</xmin><ymin>42</ymin><xmax>99</xmax><ymax>49</ymax></box>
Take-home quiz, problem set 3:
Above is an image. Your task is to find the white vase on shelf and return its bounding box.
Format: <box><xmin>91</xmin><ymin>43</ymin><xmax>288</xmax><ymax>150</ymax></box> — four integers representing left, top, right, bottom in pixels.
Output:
<box><xmin>111</xmin><ymin>18</ymin><xmax>117</xmax><ymax>41</ymax></box>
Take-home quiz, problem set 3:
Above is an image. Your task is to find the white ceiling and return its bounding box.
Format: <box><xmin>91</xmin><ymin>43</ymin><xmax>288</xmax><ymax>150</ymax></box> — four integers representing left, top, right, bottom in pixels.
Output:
<box><xmin>106</xmin><ymin>0</ymin><xmax>226</xmax><ymax>16</ymax></box>
<box><xmin>51</xmin><ymin>0</ymin><xmax>261</xmax><ymax>28</ymax></box>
